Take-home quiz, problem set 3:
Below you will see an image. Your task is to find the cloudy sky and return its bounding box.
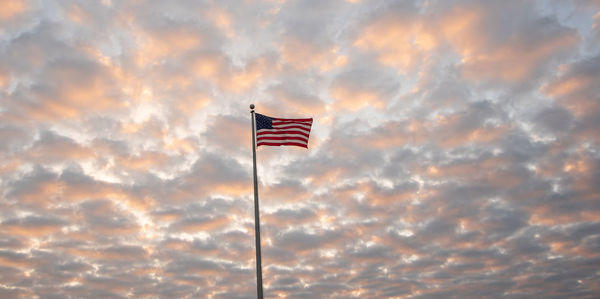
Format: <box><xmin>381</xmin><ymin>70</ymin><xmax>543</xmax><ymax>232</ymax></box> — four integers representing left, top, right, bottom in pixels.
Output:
<box><xmin>1</xmin><ymin>0</ymin><xmax>600</xmax><ymax>298</ymax></box>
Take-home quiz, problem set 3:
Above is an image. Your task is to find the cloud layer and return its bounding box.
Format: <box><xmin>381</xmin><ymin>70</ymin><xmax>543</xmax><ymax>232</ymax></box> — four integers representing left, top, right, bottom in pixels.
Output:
<box><xmin>1</xmin><ymin>0</ymin><xmax>599</xmax><ymax>298</ymax></box>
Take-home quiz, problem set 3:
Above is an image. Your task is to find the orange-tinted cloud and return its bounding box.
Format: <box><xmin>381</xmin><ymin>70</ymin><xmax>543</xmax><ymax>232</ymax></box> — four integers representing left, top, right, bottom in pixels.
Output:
<box><xmin>133</xmin><ymin>27</ymin><xmax>203</xmax><ymax>67</ymax></box>
<box><xmin>189</xmin><ymin>52</ymin><xmax>273</xmax><ymax>93</ymax></box>
<box><xmin>205</xmin><ymin>7</ymin><xmax>235</xmax><ymax>38</ymax></box>
<box><xmin>354</xmin><ymin>12</ymin><xmax>434</xmax><ymax>73</ymax></box>
<box><xmin>260</xmin><ymin>180</ymin><xmax>311</xmax><ymax>204</ymax></box>
<box><xmin>65</xmin><ymin>3</ymin><xmax>89</xmax><ymax>24</ymax></box>
<box><xmin>543</xmin><ymin>59</ymin><xmax>600</xmax><ymax>117</ymax></box>
<box><xmin>458</xmin><ymin>32</ymin><xmax>578</xmax><ymax>83</ymax></box>
<box><xmin>439</xmin><ymin>3</ymin><xmax>578</xmax><ymax>83</ymax></box>
<box><xmin>5</xmin><ymin>61</ymin><xmax>125</xmax><ymax>122</ymax></box>
<box><xmin>115</xmin><ymin>151</ymin><xmax>170</xmax><ymax>171</ymax></box>
<box><xmin>355</xmin><ymin>2</ymin><xmax>578</xmax><ymax>83</ymax></box>
<box><xmin>267</xmin><ymin>84</ymin><xmax>327</xmax><ymax>116</ymax></box>
<box><xmin>281</xmin><ymin>38</ymin><xmax>347</xmax><ymax>71</ymax></box>
<box><xmin>0</xmin><ymin>68</ymin><xmax>9</xmax><ymax>88</ymax></box>
<box><xmin>190</xmin><ymin>51</ymin><xmax>225</xmax><ymax>81</ymax></box>
<box><xmin>542</xmin><ymin>55</ymin><xmax>600</xmax><ymax>145</ymax></box>
<box><xmin>0</xmin><ymin>0</ymin><xmax>27</xmax><ymax>20</ymax></box>
<box><xmin>329</xmin><ymin>65</ymin><xmax>399</xmax><ymax>111</ymax></box>
<box><xmin>1</xmin><ymin>216</ymin><xmax>65</xmax><ymax>237</ymax></box>
<box><xmin>330</xmin><ymin>86</ymin><xmax>385</xmax><ymax>111</ymax></box>
<box><xmin>170</xmin><ymin>216</ymin><xmax>231</xmax><ymax>233</ymax></box>
<box><xmin>221</xmin><ymin>56</ymin><xmax>271</xmax><ymax>93</ymax></box>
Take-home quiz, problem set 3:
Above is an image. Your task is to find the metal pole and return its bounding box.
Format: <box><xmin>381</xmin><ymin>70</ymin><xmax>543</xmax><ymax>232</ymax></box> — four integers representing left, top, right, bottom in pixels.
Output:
<box><xmin>250</xmin><ymin>104</ymin><xmax>264</xmax><ymax>299</ymax></box>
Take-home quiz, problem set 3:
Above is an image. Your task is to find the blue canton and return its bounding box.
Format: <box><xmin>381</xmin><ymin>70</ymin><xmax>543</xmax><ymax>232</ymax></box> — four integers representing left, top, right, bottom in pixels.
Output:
<box><xmin>255</xmin><ymin>113</ymin><xmax>273</xmax><ymax>130</ymax></box>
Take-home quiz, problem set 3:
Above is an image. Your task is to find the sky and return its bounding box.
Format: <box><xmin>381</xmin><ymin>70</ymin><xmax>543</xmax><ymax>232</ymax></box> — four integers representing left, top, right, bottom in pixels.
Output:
<box><xmin>1</xmin><ymin>0</ymin><xmax>599</xmax><ymax>298</ymax></box>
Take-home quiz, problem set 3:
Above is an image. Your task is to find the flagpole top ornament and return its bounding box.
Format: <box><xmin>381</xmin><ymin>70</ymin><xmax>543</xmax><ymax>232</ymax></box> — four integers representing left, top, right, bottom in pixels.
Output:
<box><xmin>250</xmin><ymin>104</ymin><xmax>255</xmax><ymax>110</ymax></box>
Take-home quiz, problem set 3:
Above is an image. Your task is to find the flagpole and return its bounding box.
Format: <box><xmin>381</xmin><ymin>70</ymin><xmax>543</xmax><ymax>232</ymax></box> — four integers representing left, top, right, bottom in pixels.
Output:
<box><xmin>250</xmin><ymin>104</ymin><xmax>264</xmax><ymax>299</ymax></box>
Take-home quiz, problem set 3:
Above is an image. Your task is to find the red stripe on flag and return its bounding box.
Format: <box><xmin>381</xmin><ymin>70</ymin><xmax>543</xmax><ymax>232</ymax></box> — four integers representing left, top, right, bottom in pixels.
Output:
<box><xmin>256</xmin><ymin>130</ymin><xmax>310</xmax><ymax>138</ymax></box>
<box><xmin>257</xmin><ymin>141</ymin><xmax>309</xmax><ymax>148</ymax></box>
<box><xmin>271</xmin><ymin>117</ymin><xmax>313</xmax><ymax>122</ymax></box>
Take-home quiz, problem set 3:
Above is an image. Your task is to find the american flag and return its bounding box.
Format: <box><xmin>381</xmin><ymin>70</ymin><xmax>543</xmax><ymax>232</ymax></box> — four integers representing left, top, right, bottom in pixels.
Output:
<box><xmin>255</xmin><ymin>113</ymin><xmax>313</xmax><ymax>148</ymax></box>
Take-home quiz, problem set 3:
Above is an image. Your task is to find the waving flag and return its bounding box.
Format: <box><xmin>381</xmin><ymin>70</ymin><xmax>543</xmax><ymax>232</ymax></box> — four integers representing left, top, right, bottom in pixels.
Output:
<box><xmin>254</xmin><ymin>113</ymin><xmax>313</xmax><ymax>148</ymax></box>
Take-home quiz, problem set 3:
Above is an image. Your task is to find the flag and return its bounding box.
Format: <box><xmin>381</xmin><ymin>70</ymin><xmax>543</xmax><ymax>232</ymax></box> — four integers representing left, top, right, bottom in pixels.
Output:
<box><xmin>255</xmin><ymin>113</ymin><xmax>313</xmax><ymax>148</ymax></box>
